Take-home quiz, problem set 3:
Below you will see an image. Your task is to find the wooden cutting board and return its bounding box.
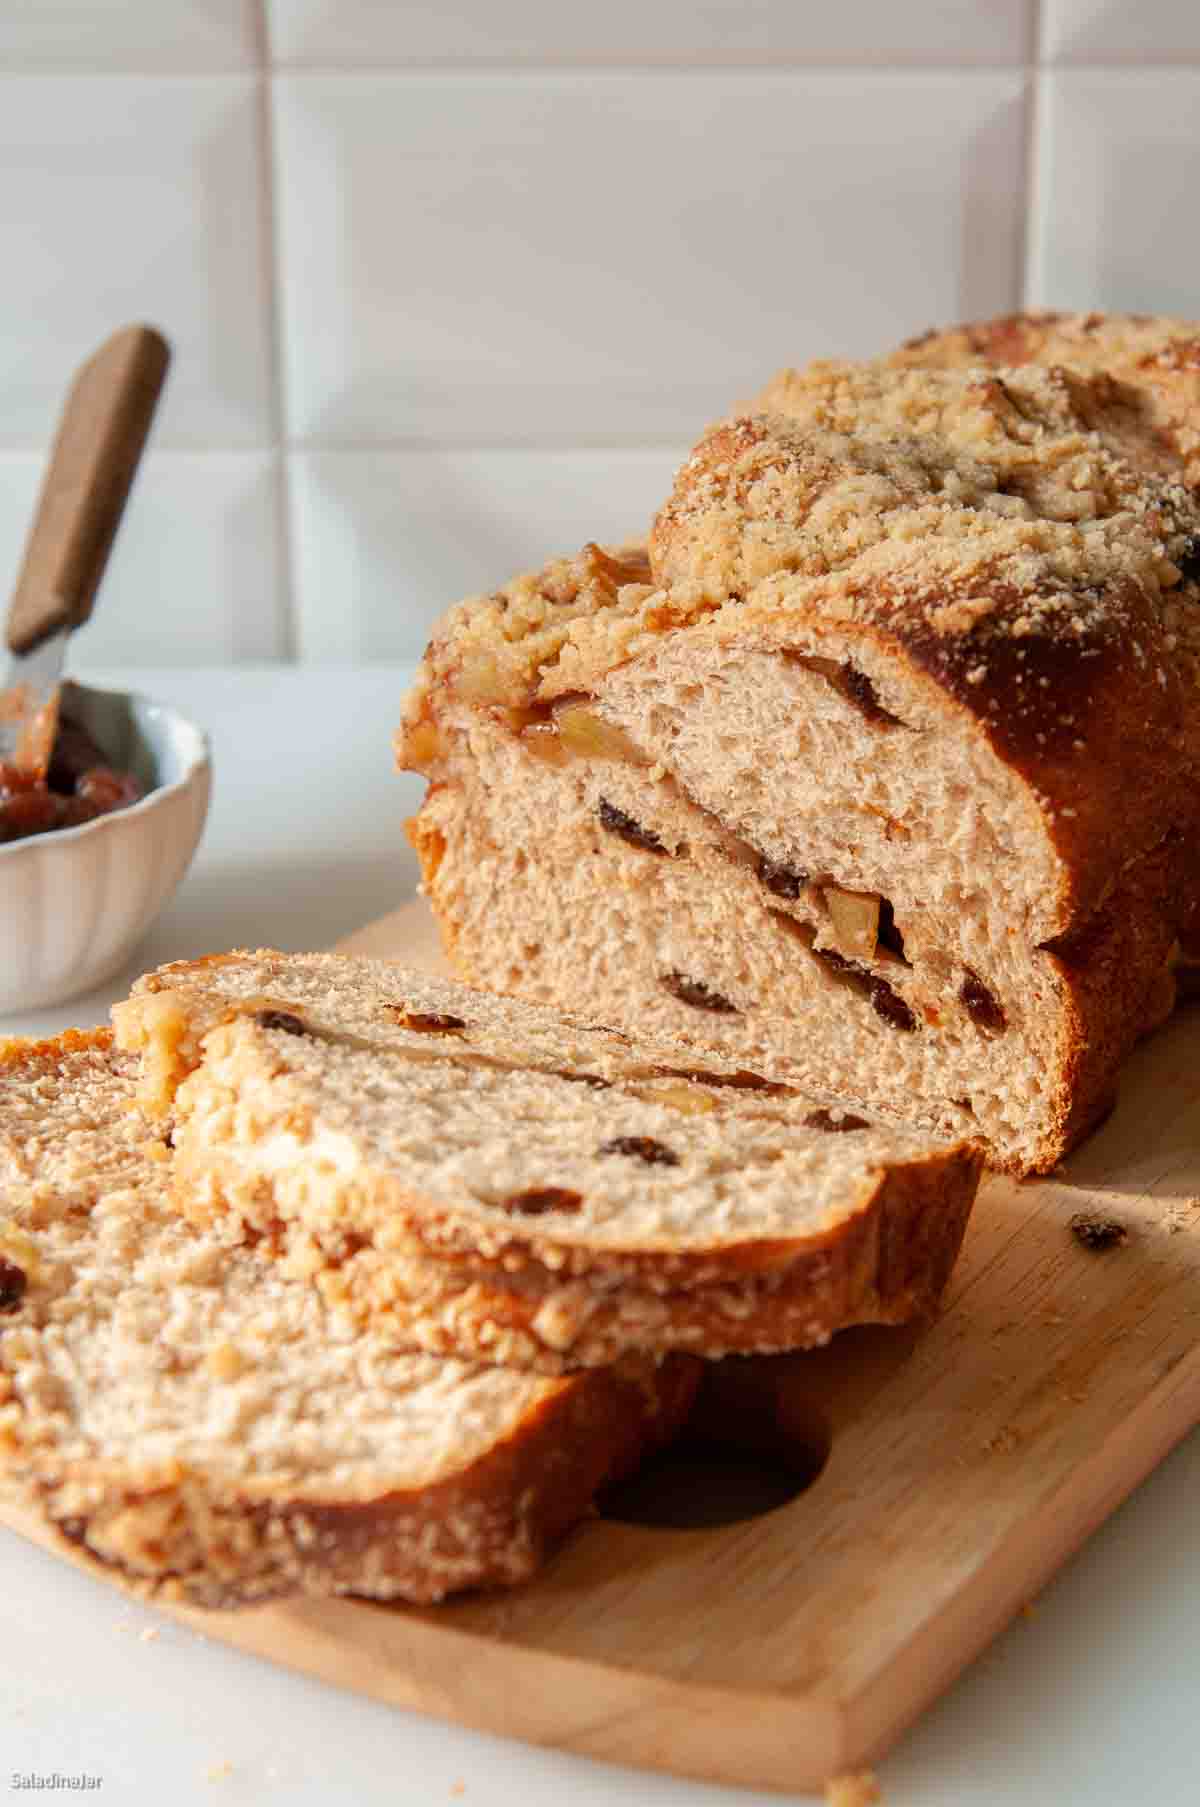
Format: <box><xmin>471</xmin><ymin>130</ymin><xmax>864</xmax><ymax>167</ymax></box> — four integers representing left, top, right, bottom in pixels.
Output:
<box><xmin>4</xmin><ymin>898</ymin><xmax>1200</xmax><ymax>1795</ymax></box>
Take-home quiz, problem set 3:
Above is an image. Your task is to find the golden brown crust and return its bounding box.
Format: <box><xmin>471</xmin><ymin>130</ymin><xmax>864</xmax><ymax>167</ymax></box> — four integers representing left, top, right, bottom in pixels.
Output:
<box><xmin>383</xmin><ymin>1142</ymin><xmax>979</xmax><ymax>1288</ymax></box>
<box><xmin>33</xmin><ymin>1354</ymin><xmax>699</xmax><ymax>1607</ymax></box>
<box><xmin>1039</xmin><ymin>824</ymin><xmax>1193</xmax><ymax>1159</ymax></box>
<box><xmin>176</xmin><ymin>1131</ymin><xmax>981</xmax><ymax>1370</ymax></box>
<box><xmin>388</xmin><ymin>1147</ymin><xmax>979</xmax><ymax>1369</ymax></box>
<box><xmin>0</xmin><ymin>1025</ymin><xmax>114</xmax><ymax>1065</ymax></box>
<box><xmin>876</xmin><ymin>315</ymin><xmax>1200</xmax><ymax>923</ymax></box>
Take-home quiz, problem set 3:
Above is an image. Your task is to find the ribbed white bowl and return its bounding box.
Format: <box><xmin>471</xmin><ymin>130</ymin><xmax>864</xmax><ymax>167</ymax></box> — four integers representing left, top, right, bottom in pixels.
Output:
<box><xmin>0</xmin><ymin>681</ymin><xmax>211</xmax><ymax>1012</ymax></box>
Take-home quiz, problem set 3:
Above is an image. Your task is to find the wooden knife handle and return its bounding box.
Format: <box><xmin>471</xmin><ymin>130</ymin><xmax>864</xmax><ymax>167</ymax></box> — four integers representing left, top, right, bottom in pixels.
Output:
<box><xmin>5</xmin><ymin>325</ymin><xmax>171</xmax><ymax>656</ymax></box>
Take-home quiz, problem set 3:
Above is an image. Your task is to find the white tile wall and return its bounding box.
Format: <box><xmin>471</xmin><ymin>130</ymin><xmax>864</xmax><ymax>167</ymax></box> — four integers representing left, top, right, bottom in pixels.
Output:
<box><xmin>0</xmin><ymin>452</ymin><xmax>285</xmax><ymax>664</ymax></box>
<box><xmin>1030</xmin><ymin>70</ymin><xmax>1200</xmax><ymax>316</ymax></box>
<box><xmin>0</xmin><ymin>75</ymin><xmax>274</xmax><ymax>446</ymax></box>
<box><xmin>273</xmin><ymin>71</ymin><xmax>1027</xmax><ymax>446</ymax></box>
<box><xmin>269</xmin><ymin>1</ymin><xmax>1032</xmax><ymax>67</ymax></box>
<box><xmin>1044</xmin><ymin>1</ymin><xmax>1200</xmax><ymax>64</ymax></box>
<box><xmin>0</xmin><ymin>1</ymin><xmax>1195</xmax><ymax>665</ymax></box>
<box><xmin>289</xmin><ymin>448</ymin><xmax>685</xmax><ymax>662</ymax></box>
<box><xmin>0</xmin><ymin>2</ymin><xmax>259</xmax><ymax>70</ymax></box>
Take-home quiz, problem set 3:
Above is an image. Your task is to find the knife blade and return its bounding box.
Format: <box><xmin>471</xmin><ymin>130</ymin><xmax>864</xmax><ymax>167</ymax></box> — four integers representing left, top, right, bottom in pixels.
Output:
<box><xmin>0</xmin><ymin>623</ymin><xmax>71</xmax><ymax>774</ymax></box>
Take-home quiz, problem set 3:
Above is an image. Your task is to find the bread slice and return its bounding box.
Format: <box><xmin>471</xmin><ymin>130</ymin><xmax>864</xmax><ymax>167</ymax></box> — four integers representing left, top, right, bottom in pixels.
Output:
<box><xmin>0</xmin><ymin>1030</ymin><xmax>697</xmax><ymax>1604</ymax></box>
<box><xmin>397</xmin><ymin>358</ymin><xmax>1200</xmax><ymax>1174</ymax></box>
<box><xmin>111</xmin><ymin>950</ymin><xmax>982</xmax><ymax>1369</ymax></box>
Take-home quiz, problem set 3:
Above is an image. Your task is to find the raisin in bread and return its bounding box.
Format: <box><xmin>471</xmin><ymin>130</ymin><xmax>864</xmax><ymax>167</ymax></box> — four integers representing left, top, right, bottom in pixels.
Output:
<box><xmin>398</xmin><ymin>358</ymin><xmax>1200</xmax><ymax>1175</ymax></box>
<box><xmin>111</xmin><ymin>951</ymin><xmax>981</xmax><ymax>1369</ymax></box>
<box><xmin>0</xmin><ymin>1030</ymin><xmax>697</xmax><ymax>1604</ymax></box>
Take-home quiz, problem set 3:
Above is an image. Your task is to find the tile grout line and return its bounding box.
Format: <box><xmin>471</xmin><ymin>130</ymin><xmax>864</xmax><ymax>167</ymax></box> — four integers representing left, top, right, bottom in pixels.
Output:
<box><xmin>254</xmin><ymin>4</ymin><xmax>299</xmax><ymax>663</ymax></box>
<box><xmin>280</xmin><ymin>441</ymin><xmax>695</xmax><ymax>456</ymax></box>
<box><xmin>2</xmin><ymin>57</ymin><xmax>1199</xmax><ymax>77</ymax></box>
<box><xmin>247</xmin><ymin>0</ymin><xmax>268</xmax><ymax>68</ymax></box>
<box><xmin>1020</xmin><ymin>0</ymin><xmax>1046</xmax><ymax>308</ymax></box>
<box><xmin>0</xmin><ymin>442</ymin><xmax>693</xmax><ymax>457</ymax></box>
<box><xmin>265</xmin><ymin>58</ymin><xmax>1200</xmax><ymax>75</ymax></box>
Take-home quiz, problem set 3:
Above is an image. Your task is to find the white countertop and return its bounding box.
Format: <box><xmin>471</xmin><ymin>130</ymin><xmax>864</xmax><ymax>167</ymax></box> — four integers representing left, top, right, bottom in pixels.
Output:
<box><xmin>2</xmin><ymin>666</ymin><xmax>1197</xmax><ymax>1807</ymax></box>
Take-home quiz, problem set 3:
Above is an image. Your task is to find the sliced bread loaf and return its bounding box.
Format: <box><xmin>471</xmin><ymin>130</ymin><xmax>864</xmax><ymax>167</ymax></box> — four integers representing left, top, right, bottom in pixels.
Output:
<box><xmin>112</xmin><ymin>950</ymin><xmax>982</xmax><ymax>1368</ymax></box>
<box><xmin>0</xmin><ymin>1030</ymin><xmax>697</xmax><ymax>1604</ymax></box>
<box><xmin>398</xmin><ymin>357</ymin><xmax>1200</xmax><ymax>1174</ymax></box>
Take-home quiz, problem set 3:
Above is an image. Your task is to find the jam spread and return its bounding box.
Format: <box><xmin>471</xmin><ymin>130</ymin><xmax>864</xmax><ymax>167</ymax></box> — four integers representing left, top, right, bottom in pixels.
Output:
<box><xmin>0</xmin><ymin>716</ymin><xmax>143</xmax><ymax>844</ymax></box>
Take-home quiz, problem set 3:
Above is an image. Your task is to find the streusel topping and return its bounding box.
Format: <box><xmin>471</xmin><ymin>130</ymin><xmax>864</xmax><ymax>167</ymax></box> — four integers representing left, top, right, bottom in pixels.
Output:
<box><xmin>400</xmin><ymin>358</ymin><xmax>1200</xmax><ymax>733</ymax></box>
<box><xmin>886</xmin><ymin>310</ymin><xmax>1200</xmax><ymax>485</ymax></box>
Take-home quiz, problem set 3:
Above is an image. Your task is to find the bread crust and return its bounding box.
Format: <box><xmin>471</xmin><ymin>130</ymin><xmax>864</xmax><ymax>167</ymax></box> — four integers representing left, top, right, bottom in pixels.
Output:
<box><xmin>0</xmin><ymin>1031</ymin><xmax>697</xmax><ymax>1605</ymax></box>
<box><xmin>885</xmin><ymin>311</ymin><xmax>1200</xmax><ymax>1146</ymax></box>
<box><xmin>176</xmin><ymin>1128</ymin><xmax>979</xmax><ymax>1371</ymax></box>
<box><xmin>881</xmin><ymin>314</ymin><xmax>1200</xmax><ymax>927</ymax></box>
<box><xmin>29</xmin><ymin>1353</ymin><xmax>698</xmax><ymax>1607</ymax></box>
<box><xmin>350</xmin><ymin>1150</ymin><xmax>976</xmax><ymax>1371</ymax></box>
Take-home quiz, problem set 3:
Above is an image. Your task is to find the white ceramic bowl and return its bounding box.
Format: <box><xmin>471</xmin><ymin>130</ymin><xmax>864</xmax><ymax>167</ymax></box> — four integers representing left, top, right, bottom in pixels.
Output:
<box><xmin>0</xmin><ymin>680</ymin><xmax>211</xmax><ymax>1013</ymax></box>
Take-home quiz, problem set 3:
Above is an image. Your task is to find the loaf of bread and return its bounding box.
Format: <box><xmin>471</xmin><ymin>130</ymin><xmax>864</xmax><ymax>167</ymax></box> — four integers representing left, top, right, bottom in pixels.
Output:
<box><xmin>111</xmin><ymin>950</ymin><xmax>981</xmax><ymax>1368</ymax></box>
<box><xmin>0</xmin><ymin>1030</ymin><xmax>697</xmax><ymax>1604</ymax></box>
<box><xmin>398</xmin><ymin>353</ymin><xmax>1200</xmax><ymax>1174</ymax></box>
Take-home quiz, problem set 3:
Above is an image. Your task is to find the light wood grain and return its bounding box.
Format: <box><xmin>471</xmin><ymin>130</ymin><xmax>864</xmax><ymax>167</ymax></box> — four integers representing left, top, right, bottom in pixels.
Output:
<box><xmin>3</xmin><ymin>897</ymin><xmax>1199</xmax><ymax>1794</ymax></box>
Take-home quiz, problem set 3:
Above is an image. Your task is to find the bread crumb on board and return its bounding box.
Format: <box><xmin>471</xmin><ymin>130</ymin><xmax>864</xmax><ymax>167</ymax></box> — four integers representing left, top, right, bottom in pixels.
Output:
<box><xmin>1162</xmin><ymin>1198</ymin><xmax>1200</xmax><ymax>1234</ymax></box>
<box><xmin>826</xmin><ymin>1772</ymin><xmax>881</xmax><ymax>1806</ymax></box>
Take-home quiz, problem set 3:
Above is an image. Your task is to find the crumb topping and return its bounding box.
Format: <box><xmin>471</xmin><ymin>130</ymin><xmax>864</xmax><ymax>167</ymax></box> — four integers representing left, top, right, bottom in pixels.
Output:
<box><xmin>888</xmin><ymin>309</ymin><xmax>1200</xmax><ymax>484</ymax></box>
<box><xmin>655</xmin><ymin>363</ymin><xmax>1197</xmax><ymax>658</ymax></box>
<box><xmin>398</xmin><ymin>354</ymin><xmax>1200</xmax><ymax>739</ymax></box>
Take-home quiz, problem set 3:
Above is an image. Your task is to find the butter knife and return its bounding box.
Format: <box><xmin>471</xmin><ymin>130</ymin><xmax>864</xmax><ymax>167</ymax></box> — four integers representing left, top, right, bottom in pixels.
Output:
<box><xmin>0</xmin><ymin>325</ymin><xmax>170</xmax><ymax>774</ymax></box>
